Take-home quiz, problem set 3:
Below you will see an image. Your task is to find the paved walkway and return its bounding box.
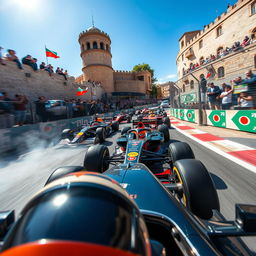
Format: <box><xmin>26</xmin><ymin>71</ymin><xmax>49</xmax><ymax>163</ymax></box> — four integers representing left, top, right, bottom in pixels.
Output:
<box><xmin>168</xmin><ymin>115</ymin><xmax>256</xmax><ymax>172</ymax></box>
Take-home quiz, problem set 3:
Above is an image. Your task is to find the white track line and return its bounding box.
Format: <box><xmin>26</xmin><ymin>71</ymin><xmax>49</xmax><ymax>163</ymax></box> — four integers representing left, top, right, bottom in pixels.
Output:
<box><xmin>172</xmin><ymin>124</ymin><xmax>256</xmax><ymax>174</ymax></box>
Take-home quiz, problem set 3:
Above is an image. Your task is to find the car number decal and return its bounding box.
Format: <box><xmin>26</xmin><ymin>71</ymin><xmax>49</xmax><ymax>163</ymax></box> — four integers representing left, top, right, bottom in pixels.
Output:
<box><xmin>128</xmin><ymin>156</ymin><xmax>136</xmax><ymax>161</ymax></box>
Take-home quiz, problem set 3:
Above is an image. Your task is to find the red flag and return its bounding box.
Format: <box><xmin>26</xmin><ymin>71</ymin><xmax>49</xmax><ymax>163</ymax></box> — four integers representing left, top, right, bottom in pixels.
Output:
<box><xmin>206</xmin><ymin>72</ymin><xmax>211</xmax><ymax>78</ymax></box>
<box><xmin>45</xmin><ymin>48</ymin><xmax>60</xmax><ymax>58</ymax></box>
<box><xmin>76</xmin><ymin>87</ymin><xmax>88</xmax><ymax>96</ymax></box>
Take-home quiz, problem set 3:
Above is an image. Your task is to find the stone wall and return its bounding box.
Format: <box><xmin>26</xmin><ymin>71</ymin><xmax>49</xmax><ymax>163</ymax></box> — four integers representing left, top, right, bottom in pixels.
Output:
<box><xmin>177</xmin><ymin>0</ymin><xmax>256</xmax><ymax>79</ymax></box>
<box><xmin>0</xmin><ymin>61</ymin><xmax>103</xmax><ymax>101</ymax></box>
<box><xmin>114</xmin><ymin>80</ymin><xmax>147</xmax><ymax>94</ymax></box>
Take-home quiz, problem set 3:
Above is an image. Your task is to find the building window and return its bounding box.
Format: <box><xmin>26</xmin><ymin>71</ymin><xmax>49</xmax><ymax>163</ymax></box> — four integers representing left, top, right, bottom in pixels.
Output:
<box><xmin>106</xmin><ymin>44</ymin><xmax>109</xmax><ymax>51</ymax></box>
<box><xmin>100</xmin><ymin>42</ymin><xmax>104</xmax><ymax>50</ymax></box>
<box><xmin>182</xmin><ymin>54</ymin><xmax>184</xmax><ymax>61</ymax></box>
<box><xmin>199</xmin><ymin>40</ymin><xmax>203</xmax><ymax>49</ymax></box>
<box><xmin>182</xmin><ymin>84</ymin><xmax>185</xmax><ymax>92</ymax></box>
<box><xmin>251</xmin><ymin>27</ymin><xmax>256</xmax><ymax>41</ymax></box>
<box><xmin>251</xmin><ymin>1</ymin><xmax>256</xmax><ymax>15</ymax></box>
<box><xmin>86</xmin><ymin>42</ymin><xmax>90</xmax><ymax>50</ymax></box>
<box><xmin>254</xmin><ymin>55</ymin><xmax>256</xmax><ymax>68</ymax></box>
<box><xmin>181</xmin><ymin>40</ymin><xmax>184</xmax><ymax>48</ymax></box>
<box><xmin>190</xmin><ymin>80</ymin><xmax>194</xmax><ymax>89</ymax></box>
<box><xmin>93</xmin><ymin>41</ymin><xmax>98</xmax><ymax>49</ymax></box>
<box><xmin>216</xmin><ymin>26</ymin><xmax>223</xmax><ymax>37</ymax></box>
<box><xmin>217</xmin><ymin>66</ymin><xmax>225</xmax><ymax>78</ymax></box>
<box><xmin>199</xmin><ymin>56</ymin><xmax>205</xmax><ymax>65</ymax></box>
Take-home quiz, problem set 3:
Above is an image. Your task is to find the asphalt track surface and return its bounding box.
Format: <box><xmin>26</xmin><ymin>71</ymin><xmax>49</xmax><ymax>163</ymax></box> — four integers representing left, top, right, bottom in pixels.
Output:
<box><xmin>0</xmin><ymin>124</ymin><xmax>255</xmax><ymax>252</ymax></box>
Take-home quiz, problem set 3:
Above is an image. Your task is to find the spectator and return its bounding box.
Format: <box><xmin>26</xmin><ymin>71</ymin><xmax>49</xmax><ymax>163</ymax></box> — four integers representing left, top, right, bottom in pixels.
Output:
<box><xmin>243</xmin><ymin>70</ymin><xmax>256</xmax><ymax>84</ymax></box>
<box><xmin>220</xmin><ymin>85</ymin><xmax>233</xmax><ymax>109</ymax></box>
<box><xmin>5</xmin><ymin>49</ymin><xmax>22</xmax><ymax>69</ymax></box>
<box><xmin>199</xmin><ymin>74</ymin><xmax>207</xmax><ymax>105</ymax></box>
<box><xmin>207</xmin><ymin>82</ymin><xmax>221</xmax><ymax>110</ymax></box>
<box><xmin>0</xmin><ymin>46</ymin><xmax>6</xmax><ymax>65</ymax></box>
<box><xmin>232</xmin><ymin>41</ymin><xmax>241</xmax><ymax>52</ymax></box>
<box><xmin>237</xmin><ymin>92</ymin><xmax>254</xmax><ymax>109</ymax></box>
<box><xmin>40</xmin><ymin>62</ymin><xmax>46</xmax><ymax>69</ymax></box>
<box><xmin>241</xmin><ymin>36</ymin><xmax>250</xmax><ymax>47</ymax></box>
<box><xmin>220</xmin><ymin>83</ymin><xmax>229</xmax><ymax>92</ymax></box>
<box><xmin>45</xmin><ymin>64</ymin><xmax>53</xmax><ymax>76</ymax></box>
<box><xmin>60</xmin><ymin>68</ymin><xmax>67</xmax><ymax>80</ymax></box>
<box><xmin>13</xmin><ymin>95</ymin><xmax>28</xmax><ymax>126</ymax></box>
<box><xmin>55</xmin><ymin>67</ymin><xmax>60</xmax><ymax>73</ymax></box>
<box><xmin>35</xmin><ymin>96</ymin><xmax>48</xmax><ymax>122</ymax></box>
<box><xmin>22</xmin><ymin>55</ymin><xmax>38</xmax><ymax>71</ymax></box>
<box><xmin>0</xmin><ymin>92</ymin><xmax>14</xmax><ymax>128</ymax></box>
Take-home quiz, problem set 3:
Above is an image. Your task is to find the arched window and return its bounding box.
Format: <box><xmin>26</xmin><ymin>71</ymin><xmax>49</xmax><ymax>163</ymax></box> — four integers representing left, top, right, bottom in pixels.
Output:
<box><xmin>216</xmin><ymin>26</ymin><xmax>223</xmax><ymax>37</ymax></box>
<box><xmin>251</xmin><ymin>27</ymin><xmax>256</xmax><ymax>41</ymax></box>
<box><xmin>217</xmin><ymin>66</ymin><xmax>225</xmax><ymax>78</ymax></box>
<box><xmin>106</xmin><ymin>44</ymin><xmax>109</xmax><ymax>51</ymax></box>
<box><xmin>86</xmin><ymin>42</ymin><xmax>90</xmax><ymax>50</ymax></box>
<box><xmin>100</xmin><ymin>42</ymin><xmax>104</xmax><ymax>50</ymax></box>
<box><xmin>93</xmin><ymin>41</ymin><xmax>98</xmax><ymax>49</ymax></box>
<box><xmin>181</xmin><ymin>40</ymin><xmax>184</xmax><ymax>48</ymax></box>
<box><xmin>182</xmin><ymin>84</ymin><xmax>185</xmax><ymax>92</ymax></box>
<box><xmin>190</xmin><ymin>80</ymin><xmax>194</xmax><ymax>89</ymax></box>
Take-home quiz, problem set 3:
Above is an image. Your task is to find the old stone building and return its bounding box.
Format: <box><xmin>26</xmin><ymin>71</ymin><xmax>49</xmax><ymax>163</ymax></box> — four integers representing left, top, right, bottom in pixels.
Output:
<box><xmin>77</xmin><ymin>26</ymin><xmax>152</xmax><ymax>98</ymax></box>
<box><xmin>157</xmin><ymin>82</ymin><xmax>174</xmax><ymax>99</ymax></box>
<box><xmin>176</xmin><ymin>0</ymin><xmax>256</xmax><ymax>103</ymax></box>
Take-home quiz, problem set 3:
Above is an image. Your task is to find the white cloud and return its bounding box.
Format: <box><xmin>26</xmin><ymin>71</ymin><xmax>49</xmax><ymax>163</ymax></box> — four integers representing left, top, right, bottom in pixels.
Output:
<box><xmin>157</xmin><ymin>74</ymin><xmax>177</xmax><ymax>84</ymax></box>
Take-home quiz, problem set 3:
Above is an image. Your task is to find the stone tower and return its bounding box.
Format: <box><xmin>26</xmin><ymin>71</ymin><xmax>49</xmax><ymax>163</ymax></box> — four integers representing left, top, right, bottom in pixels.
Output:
<box><xmin>78</xmin><ymin>27</ymin><xmax>114</xmax><ymax>94</ymax></box>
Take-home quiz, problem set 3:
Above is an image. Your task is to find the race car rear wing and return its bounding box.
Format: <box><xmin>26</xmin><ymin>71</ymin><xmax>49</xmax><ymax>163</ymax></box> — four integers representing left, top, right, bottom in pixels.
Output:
<box><xmin>133</xmin><ymin>119</ymin><xmax>163</xmax><ymax>127</ymax></box>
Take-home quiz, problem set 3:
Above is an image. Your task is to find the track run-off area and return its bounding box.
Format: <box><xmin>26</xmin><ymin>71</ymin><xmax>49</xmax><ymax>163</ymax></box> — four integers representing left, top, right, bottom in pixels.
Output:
<box><xmin>0</xmin><ymin>123</ymin><xmax>255</xmax><ymax>252</ymax></box>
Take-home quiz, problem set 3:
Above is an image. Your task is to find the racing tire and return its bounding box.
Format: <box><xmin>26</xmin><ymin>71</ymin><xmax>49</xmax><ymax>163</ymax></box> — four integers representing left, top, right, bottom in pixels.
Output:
<box><xmin>61</xmin><ymin>129</ymin><xmax>72</xmax><ymax>140</ymax></box>
<box><xmin>121</xmin><ymin>126</ymin><xmax>132</xmax><ymax>135</ymax></box>
<box><xmin>163</xmin><ymin>117</ymin><xmax>171</xmax><ymax>128</ymax></box>
<box><xmin>96</xmin><ymin>127</ymin><xmax>105</xmax><ymax>144</ymax></box>
<box><xmin>45</xmin><ymin>166</ymin><xmax>85</xmax><ymax>186</ymax></box>
<box><xmin>158</xmin><ymin>124</ymin><xmax>170</xmax><ymax>142</ymax></box>
<box><xmin>169</xmin><ymin>142</ymin><xmax>194</xmax><ymax>163</ymax></box>
<box><xmin>173</xmin><ymin>159</ymin><xmax>220</xmax><ymax>219</ymax></box>
<box><xmin>83</xmin><ymin>145</ymin><xmax>109</xmax><ymax>173</ymax></box>
<box><xmin>111</xmin><ymin>121</ymin><xmax>119</xmax><ymax>132</ymax></box>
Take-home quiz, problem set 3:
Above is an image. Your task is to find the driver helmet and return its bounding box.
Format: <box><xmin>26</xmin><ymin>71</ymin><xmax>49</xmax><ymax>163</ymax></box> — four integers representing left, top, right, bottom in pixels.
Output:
<box><xmin>2</xmin><ymin>173</ymin><xmax>151</xmax><ymax>256</ymax></box>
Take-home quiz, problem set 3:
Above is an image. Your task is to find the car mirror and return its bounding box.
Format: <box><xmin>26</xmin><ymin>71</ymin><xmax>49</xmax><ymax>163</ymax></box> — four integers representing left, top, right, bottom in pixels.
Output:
<box><xmin>0</xmin><ymin>210</ymin><xmax>15</xmax><ymax>241</ymax></box>
<box><xmin>150</xmin><ymin>239</ymin><xmax>166</xmax><ymax>256</ymax></box>
<box><xmin>235</xmin><ymin>204</ymin><xmax>256</xmax><ymax>232</ymax></box>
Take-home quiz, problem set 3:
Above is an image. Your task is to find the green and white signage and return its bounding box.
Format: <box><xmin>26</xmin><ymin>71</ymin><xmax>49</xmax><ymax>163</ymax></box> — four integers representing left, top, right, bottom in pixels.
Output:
<box><xmin>232</xmin><ymin>111</ymin><xmax>256</xmax><ymax>133</ymax></box>
<box><xmin>181</xmin><ymin>93</ymin><xmax>196</xmax><ymax>103</ymax></box>
<box><xmin>208</xmin><ymin>110</ymin><xmax>226</xmax><ymax>128</ymax></box>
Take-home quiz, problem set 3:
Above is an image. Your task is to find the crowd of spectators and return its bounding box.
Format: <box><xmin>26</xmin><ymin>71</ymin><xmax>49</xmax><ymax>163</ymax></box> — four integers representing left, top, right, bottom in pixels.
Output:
<box><xmin>181</xmin><ymin>69</ymin><xmax>256</xmax><ymax>110</ymax></box>
<box><xmin>183</xmin><ymin>35</ymin><xmax>255</xmax><ymax>75</ymax></box>
<box><xmin>0</xmin><ymin>46</ymin><xmax>68</xmax><ymax>79</ymax></box>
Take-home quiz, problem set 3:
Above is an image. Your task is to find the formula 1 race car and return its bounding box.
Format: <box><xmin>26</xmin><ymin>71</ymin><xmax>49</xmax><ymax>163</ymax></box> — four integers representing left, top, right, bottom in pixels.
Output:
<box><xmin>2</xmin><ymin>149</ymin><xmax>255</xmax><ymax>255</ymax></box>
<box><xmin>112</xmin><ymin>112</ymin><xmax>132</xmax><ymax>123</ymax></box>
<box><xmin>59</xmin><ymin>117</ymin><xmax>119</xmax><ymax>145</ymax></box>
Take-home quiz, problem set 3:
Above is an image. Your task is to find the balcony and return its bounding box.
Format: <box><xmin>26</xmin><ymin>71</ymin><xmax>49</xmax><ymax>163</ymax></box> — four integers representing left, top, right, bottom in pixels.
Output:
<box><xmin>185</xmin><ymin>48</ymin><xmax>194</xmax><ymax>59</ymax></box>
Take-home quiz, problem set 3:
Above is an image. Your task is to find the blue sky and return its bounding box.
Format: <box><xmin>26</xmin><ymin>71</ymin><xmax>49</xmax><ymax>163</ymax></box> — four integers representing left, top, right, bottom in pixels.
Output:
<box><xmin>0</xmin><ymin>0</ymin><xmax>236</xmax><ymax>83</ymax></box>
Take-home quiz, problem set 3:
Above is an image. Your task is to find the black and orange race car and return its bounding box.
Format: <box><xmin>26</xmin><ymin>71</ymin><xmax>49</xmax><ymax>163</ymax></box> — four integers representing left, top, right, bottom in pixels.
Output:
<box><xmin>59</xmin><ymin>116</ymin><xmax>119</xmax><ymax>145</ymax></box>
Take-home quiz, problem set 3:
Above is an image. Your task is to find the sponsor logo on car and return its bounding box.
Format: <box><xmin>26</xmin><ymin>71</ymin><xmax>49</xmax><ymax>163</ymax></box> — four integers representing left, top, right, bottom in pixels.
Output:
<box><xmin>127</xmin><ymin>152</ymin><xmax>139</xmax><ymax>157</ymax></box>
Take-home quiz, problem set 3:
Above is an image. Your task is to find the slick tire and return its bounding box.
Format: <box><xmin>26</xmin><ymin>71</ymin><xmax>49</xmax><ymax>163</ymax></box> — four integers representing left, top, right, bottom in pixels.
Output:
<box><xmin>111</xmin><ymin>121</ymin><xmax>119</xmax><ymax>132</ymax></box>
<box><xmin>163</xmin><ymin>117</ymin><xmax>171</xmax><ymax>128</ymax></box>
<box><xmin>61</xmin><ymin>129</ymin><xmax>72</xmax><ymax>140</ymax></box>
<box><xmin>169</xmin><ymin>142</ymin><xmax>194</xmax><ymax>163</ymax></box>
<box><xmin>96</xmin><ymin>127</ymin><xmax>106</xmax><ymax>144</ymax></box>
<box><xmin>173</xmin><ymin>159</ymin><xmax>220</xmax><ymax>219</ymax></box>
<box><xmin>158</xmin><ymin>124</ymin><xmax>170</xmax><ymax>142</ymax></box>
<box><xmin>83</xmin><ymin>145</ymin><xmax>109</xmax><ymax>173</ymax></box>
<box><xmin>121</xmin><ymin>126</ymin><xmax>132</xmax><ymax>135</ymax></box>
<box><xmin>45</xmin><ymin>165</ymin><xmax>85</xmax><ymax>186</ymax></box>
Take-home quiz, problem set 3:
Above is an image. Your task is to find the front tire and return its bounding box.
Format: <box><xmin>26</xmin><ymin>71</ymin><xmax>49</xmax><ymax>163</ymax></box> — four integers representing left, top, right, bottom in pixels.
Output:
<box><xmin>121</xmin><ymin>126</ymin><xmax>131</xmax><ymax>135</ymax></box>
<box><xmin>95</xmin><ymin>127</ymin><xmax>106</xmax><ymax>144</ymax></box>
<box><xmin>83</xmin><ymin>145</ymin><xmax>109</xmax><ymax>173</ymax></box>
<box><xmin>111</xmin><ymin>121</ymin><xmax>119</xmax><ymax>132</ymax></box>
<box><xmin>172</xmin><ymin>159</ymin><xmax>220</xmax><ymax>219</ymax></box>
<box><xmin>158</xmin><ymin>124</ymin><xmax>170</xmax><ymax>142</ymax></box>
<box><xmin>169</xmin><ymin>142</ymin><xmax>194</xmax><ymax>163</ymax></box>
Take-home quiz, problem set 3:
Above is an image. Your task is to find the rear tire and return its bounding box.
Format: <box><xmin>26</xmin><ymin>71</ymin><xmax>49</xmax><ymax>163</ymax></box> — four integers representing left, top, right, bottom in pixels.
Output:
<box><xmin>83</xmin><ymin>145</ymin><xmax>109</xmax><ymax>173</ymax></box>
<box><xmin>158</xmin><ymin>124</ymin><xmax>170</xmax><ymax>142</ymax></box>
<box><xmin>45</xmin><ymin>166</ymin><xmax>84</xmax><ymax>186</ymax></box>
<box><xmin>96</xmin><ymin>127</ymin><xmax>105</xmax><ymax>144</ymax></box>
<box><xmin>111</xmin><ymin>121</ymin><xmax>119</xmax><ymax>132</ymax></box>
<box><xmin>173</xmin><ymin>159</ymin><xmax>220</xmax><ymax>219</ymax></box>
<box><xmin>169</xmin><ymin>142</ymin><xmax>194</xmax><ymax>163</ymax></box>
<box><xmin>121</xmin><ymin>126</ymin><xmax>131</xmax><ymax>135</ymax></box>
<box><xmin>163</xmin><ymin>117</ymin><xmax>171</xmax><ymax>128</ymax></box>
